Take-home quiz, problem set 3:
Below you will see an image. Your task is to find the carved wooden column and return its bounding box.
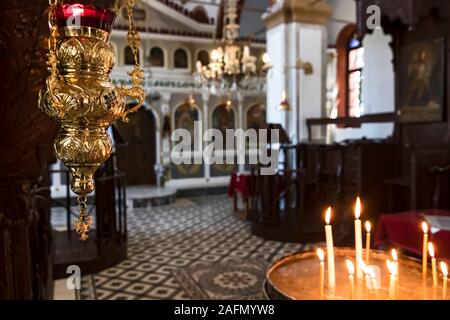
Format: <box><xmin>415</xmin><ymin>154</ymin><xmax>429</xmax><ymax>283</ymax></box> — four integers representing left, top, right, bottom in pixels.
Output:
<box><xmin>0</xmin><ymin>0</ymin><xmax>57</xmax><ymax>299</ymax></box>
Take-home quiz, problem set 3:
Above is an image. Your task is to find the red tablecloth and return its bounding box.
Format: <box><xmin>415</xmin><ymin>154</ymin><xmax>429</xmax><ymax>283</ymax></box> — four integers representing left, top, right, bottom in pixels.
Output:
<box><xmin>375</xmin><ymin>209</ymin><xmax>450</xmax><ymax>263</ymax></box>
<box><xmin>227</xmin><ymin>172</ymin><xmax>251</xmax><ymax>200</ymax></box>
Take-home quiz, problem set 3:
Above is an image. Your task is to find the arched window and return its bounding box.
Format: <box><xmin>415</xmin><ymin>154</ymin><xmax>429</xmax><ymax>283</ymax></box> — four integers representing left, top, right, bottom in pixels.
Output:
<box><xmin>191</xmin><ymin>6</ymin><xmax>209</xmax><ymax>24</ymax></box>
<box><xmin>149</xmin><ymin>47</ymin><xmax>165</xmax><ymax>67</ymax></box>
<box><xmin>174</xmin><ymin>48</ymin><xmax>188</xmax><ymax>69</ymax></box>
<box><xmin>197</xmin><ymin>50</ymin><xmax>210</xmax><ymax>66</ymax></box>
<box><xmin>124</xmin><ymin>45</ymin><xmax>140</xmax><ymax>65</ymax></box>
<box><xmin>336</xmin><ymin>24</ymin><xmax>365</xmax><ymax>119</ymax></box>
<box><xmin>347</xmin><ymin>35</ymin><xmax>364</xmax><ymax>117</ymax></box>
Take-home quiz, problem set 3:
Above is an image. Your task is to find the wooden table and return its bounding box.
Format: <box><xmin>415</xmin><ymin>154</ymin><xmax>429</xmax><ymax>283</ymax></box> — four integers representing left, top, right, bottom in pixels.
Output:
<box><xmin>375</xmin><ymin>208</ymin><xmax>450</xmax><ymax>262</ymax></box>
<box><xmin>227</xmin><ymin>171</ymin><xmax>251</xmax><ymax>220</ymax></box>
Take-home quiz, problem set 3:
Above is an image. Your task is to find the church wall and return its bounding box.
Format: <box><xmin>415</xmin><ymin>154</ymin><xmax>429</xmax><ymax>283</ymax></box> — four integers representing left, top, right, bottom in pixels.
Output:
<box><xmin>327</xmin><ymin>0</ymin><xmax>356</xmax><ymax>46</ymax></box>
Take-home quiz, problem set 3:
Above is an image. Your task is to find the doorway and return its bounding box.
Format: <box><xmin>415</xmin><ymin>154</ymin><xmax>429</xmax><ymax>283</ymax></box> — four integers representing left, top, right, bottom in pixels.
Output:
<box><xmin>115</xmin><ymin>107</ymin><xmax>157</xmax><ymax>185</ymax></box>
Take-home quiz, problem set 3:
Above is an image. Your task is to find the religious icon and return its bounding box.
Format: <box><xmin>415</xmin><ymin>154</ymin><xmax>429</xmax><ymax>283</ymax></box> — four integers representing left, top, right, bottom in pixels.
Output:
<box><xmin>400</xmin><ymin>38</ymin><xmax>444</xmax><ymax>122</ymax></box>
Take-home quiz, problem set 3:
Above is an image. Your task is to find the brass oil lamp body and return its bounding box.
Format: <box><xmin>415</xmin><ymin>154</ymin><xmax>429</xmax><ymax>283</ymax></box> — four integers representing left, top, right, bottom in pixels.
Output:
<box><xmin>39</xmin><ymin>0</ymin><xmax>144</xmax><ymax>240</ymax></box>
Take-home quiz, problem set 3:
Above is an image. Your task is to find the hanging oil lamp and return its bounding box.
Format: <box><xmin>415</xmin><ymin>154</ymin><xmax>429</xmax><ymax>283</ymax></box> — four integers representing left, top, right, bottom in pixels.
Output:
<box><xmin>39</xmin><ymin>0</ymin><xmax>145</xmax><ymax>240</ymax></box>
<box><xmin>278</xmin><ymin>90</ymin><xmax>291</xmax><ymax>111</ymax></box>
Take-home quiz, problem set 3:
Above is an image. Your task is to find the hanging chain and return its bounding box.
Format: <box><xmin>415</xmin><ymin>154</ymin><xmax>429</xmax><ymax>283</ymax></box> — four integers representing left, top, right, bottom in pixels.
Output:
<box><xmin>46</xmin><ymin>0</ymin><xmax>65</xmax><ymax>117</ymax></box>
<box><xmin>126</xmin><ymin>0</ymin><xmax>140</xmax><ymax>68</ymax></box>
<box><xmin>117</xmin><ymin>0</ymin><xmax>145</xmax><ymax>122</ymax></box>
<box><xmin>74</xmin><ymin>195</ymin><xmax>93</xmax><ymax>241</ymax></box>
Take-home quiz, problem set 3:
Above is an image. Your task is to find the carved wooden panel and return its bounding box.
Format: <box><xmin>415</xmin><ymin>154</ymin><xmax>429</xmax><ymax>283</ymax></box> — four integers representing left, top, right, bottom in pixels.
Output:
<box><xmin>0</xmin><ymin>0</ymin><xmax>57</xmax><ymax>299</ymax></box>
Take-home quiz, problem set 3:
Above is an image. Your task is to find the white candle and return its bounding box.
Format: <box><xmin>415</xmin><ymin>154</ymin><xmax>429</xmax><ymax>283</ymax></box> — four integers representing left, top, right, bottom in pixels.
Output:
<box><xmin>391</xmin><ymin>249</ymin><xmax>399</xmax><ymax>279</ymax></box>
<box><xmin>365</xmin><ymin>221</ymin><xmax>371</xmax><ymax>265</ymax></box>
<box><xmin>317</xmin><ymin>249</ymin><xmax>325</xmax><ymax>300</ymax></box>
<box><xmin>355</xmin><ymin>197</ymin><xmax>363</xmax><ymax>279</ymax></box>
<box><xmin>387</xmin><ymin>260</ymin><xmax>397</xmax><ymax>300</ymax></box>
<box><xmin>324</xmin><ymin>207</ymin><xmax>335</xmax><ymax>288</ymax></box>
<box><xmin>429</xmin><ymin>242</ymin><xmax>438</xmax><ymax>287</ymax></box>
<box><xmin>317</xmin><ymin>248</ymin><xmax>325</xmax><ymax>300</ymax></box>
<box><xmin>441</xmin><ymin>262</ymin><xmax>448</xmax><ymax>299</ymax></box>
<box><xmin>422</xmin><ymin>222</ymin><xmax>429</xmax><ymax>280</ymax></box>
<box><xmin>346</xmin><ymin>260</ymin><xmax>355</xmax><ymax>300</ymax></box>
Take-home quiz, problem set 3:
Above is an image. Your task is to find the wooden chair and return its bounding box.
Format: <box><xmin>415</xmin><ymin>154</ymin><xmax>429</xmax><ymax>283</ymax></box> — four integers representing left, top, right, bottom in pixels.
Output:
<box><xmin>430</xmin><ymin>164</ymin><xmax>450</xmax><ymax>210</ymax></box>
<box><xmin>248</xmin><ymin>166</ymin><xmax>322</xmax><ymax>242</ymax></box>
<box><xmin>386</xmin><ymin>146</ymin><xmax>449</xmax><ymax>212</ymax></box>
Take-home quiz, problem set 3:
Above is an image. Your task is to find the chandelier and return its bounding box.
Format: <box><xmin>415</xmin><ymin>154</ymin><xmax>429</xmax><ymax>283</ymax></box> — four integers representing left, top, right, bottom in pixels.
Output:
<box><xmin>195</xmin><ymin>0</ymin><xmax>271</xmax><ymax>93</ymax></box>
<box><xmin>39</xmin><ymin>0</ymin><xmax>145</xmax><ymax>240</ymax></box>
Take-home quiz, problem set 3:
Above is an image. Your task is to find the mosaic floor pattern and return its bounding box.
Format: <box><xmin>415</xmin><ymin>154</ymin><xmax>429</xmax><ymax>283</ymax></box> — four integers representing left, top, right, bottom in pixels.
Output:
<box><xmin>79</xmin><ymin>195</ymin><xmax>318</xmax><ymax>300</ymax></box>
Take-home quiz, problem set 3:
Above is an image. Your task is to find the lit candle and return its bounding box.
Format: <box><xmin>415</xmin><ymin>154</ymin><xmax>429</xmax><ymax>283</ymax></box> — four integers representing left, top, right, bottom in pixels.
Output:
<box><xmin>391</xmin><ymin>249</ymin><xmax>399</xmax><ymax>298</ymax></box>
<box><xmin>387</xmin><ymin>260</ymin><xmax>397</xmax><ymax>300</ymax></box>
<box><xmin>355</xmin><ymin>197</ymin><xmax>363</xmax><ymax>279</ymax></box>
<box><xmin>441</xmin><ymin>262</ymin><xmax>448</xmax><ymax>299</ymax></box>
<box><xmin>365</xmin><ymin>221</ymin><xmax>371</xmax><ymax>265</ymax></box>
<box><xmin>317</xmin><ymin>248</ymin><xmax>325</xmax><ymax>300</ymax></box>
<box><xmin>324</xmin><ymin>207</ymin><xmax>335</xmax><ymax>288</ymax></box>
<box><xmin>428</xmin><ymin>242</ymin><xmax>438</xmax><ymax>287</ymax></box>
<box><xmin>422</xmin><ymin>222</ymin><xmax>429</xmax><ymax>280</ymax></box>
<box><xmin>391</xmin><ymin>249</ymin><xmax>399</xmax><ymax>278</ymax></box>
<box><xmin>346</xmin><ymin>260</ymin><xmax>355</xmax><ymax>300</ymax></box>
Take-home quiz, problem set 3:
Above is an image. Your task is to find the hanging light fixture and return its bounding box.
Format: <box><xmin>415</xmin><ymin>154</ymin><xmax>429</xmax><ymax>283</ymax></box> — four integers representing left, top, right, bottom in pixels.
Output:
<box><xmin>278</xmin><ymin>90</ymin><xmax>291</xmax><ymax>112</ymax></box>
<box><xmin>39</xmin><ymin>0</ymin><xmax>145</xmax><ymax>240</ymax></box>
<box><xmin>195</xmin><ymin>0</ymin><xmax>271</xmax><ymax>93</ymax></box>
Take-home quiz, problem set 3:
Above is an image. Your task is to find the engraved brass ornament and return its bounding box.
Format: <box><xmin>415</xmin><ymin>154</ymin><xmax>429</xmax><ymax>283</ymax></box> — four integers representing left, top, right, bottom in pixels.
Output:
<box><xmin>39</xmin><ymin>0</ymin><xmax>145</xmax><ymax>240</ymax></box>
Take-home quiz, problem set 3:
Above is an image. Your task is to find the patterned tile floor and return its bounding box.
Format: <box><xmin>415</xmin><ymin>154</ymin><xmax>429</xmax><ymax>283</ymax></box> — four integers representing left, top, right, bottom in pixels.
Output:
<box><xmin>74</xmin><ymin>195</ymin><xmax>318</xmax><ymax>300</ymax></box>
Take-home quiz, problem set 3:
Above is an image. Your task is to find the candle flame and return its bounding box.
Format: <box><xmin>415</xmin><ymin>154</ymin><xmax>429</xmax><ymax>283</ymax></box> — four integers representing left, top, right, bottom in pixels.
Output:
<box><xmin>346</xmin><ymin>260</ymin><xmax>355</xmax><ymax>275</ymax></box>
<box><xmin>355</xmin><ymin>197</ymin><xmax>361</xmax><ymax>219</ymax></box>
<box><xmin>441</xmin><ymin>262</ymin><xmax>448</xmax><ymax>278</ymax></box>
<box><xmin>365</xmin><ymin>221</ymin><xmax>371</xmax><ymax>233</ymax></box>
<box><xmin>391</xmin><ymin>249</ymin><xmax>398</xmax><ymax>262</ymax></box>
<box><xmin>386</xmin><ymin>260</ymin><xmax>396</xmax><ymax>275</ymax></box>
<box><xmin>281</xmin><ymin>89</ymin><xmax>287</xmax><ymax>101</ymax></box>
<box><xmin>325</xmin><ymin>207</ymin><xmax>332</xmax><ymax>225</ymax></box>
<box><xmin>317</xmin><ymin>248</ymin><xmax>324</xmax><ymax>262</ymax></box>
<box><xmin>422</xmin><ymin>221</ymin><xmax>429</xmax><ymax>234</ymax></box>
<box><xmin>428</xmin><ymin>242</ymin><xmax>435</xmax><ymax>258</ymax></box>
